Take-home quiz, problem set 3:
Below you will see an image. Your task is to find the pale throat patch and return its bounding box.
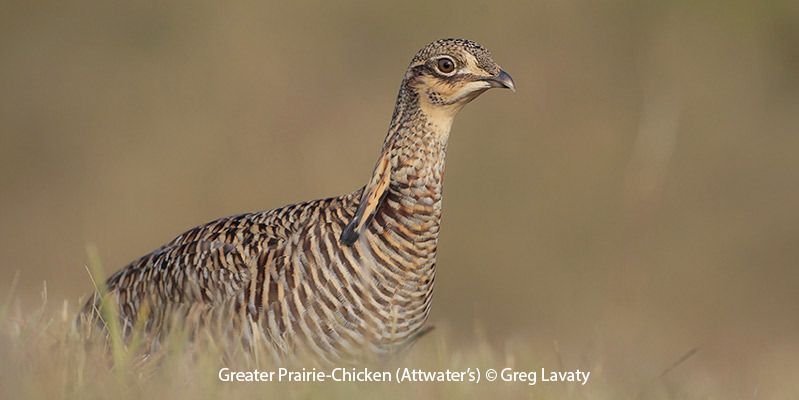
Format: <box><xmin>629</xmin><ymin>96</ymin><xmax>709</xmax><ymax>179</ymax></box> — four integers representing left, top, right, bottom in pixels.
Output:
<box><xmin>417</xmin><ymin>81</ymin><xmax>489</xmax><ymax>142</ymax></box>
<box><xmin>418</xmin><ymin>95</ymin><xmax>459</xmax><ymax>142</ymax></box>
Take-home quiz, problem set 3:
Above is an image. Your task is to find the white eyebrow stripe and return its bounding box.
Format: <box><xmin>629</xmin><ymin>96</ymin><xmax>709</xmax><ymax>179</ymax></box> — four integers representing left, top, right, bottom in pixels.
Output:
<box><xmin>461</xmin><ymin>52</ymin><xmax>479</xmax><ymax>68</ymax></box>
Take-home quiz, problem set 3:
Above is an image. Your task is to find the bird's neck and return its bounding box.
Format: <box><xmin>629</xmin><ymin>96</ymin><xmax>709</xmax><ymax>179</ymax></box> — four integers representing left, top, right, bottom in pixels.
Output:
<box><xmin>360</xmin><ymin>85</ymin><xmax>453</xmax><ymax>256</ymax></box>
<box><xmin>383</xmin><ymin>85</ymin><xmax>454</xmax><ymax>199</ymax></box>
<box><xmin>345</xmin><ymin>85</ymin><xmax>452</xmax><ymax>301</ymax></box>
<box><xmin>349</xmin><ymin>83</ymin><xmax>460</xmax><ymax>254</ymax></box>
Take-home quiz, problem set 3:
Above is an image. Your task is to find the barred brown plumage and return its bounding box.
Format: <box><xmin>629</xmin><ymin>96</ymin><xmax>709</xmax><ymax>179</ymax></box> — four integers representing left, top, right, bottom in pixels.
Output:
<box><xmin>80</xmin><ymin>38</ymin><xmax>515</xmax><ymax>364</ymax></box>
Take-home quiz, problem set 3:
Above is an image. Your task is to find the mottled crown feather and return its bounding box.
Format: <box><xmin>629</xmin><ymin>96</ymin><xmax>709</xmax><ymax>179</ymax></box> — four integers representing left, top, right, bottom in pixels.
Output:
<box><xmin>410</xmin><ymin>38</ymin><xmax>500</xmax><ymax>75</ymax></box>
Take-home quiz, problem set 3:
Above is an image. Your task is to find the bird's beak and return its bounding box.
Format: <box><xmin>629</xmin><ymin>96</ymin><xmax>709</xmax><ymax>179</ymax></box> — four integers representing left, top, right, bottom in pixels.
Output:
<box><xmin>485</xmin><ymin>69</ymin><xmax>516</xmax><ymax>92</ymax></box>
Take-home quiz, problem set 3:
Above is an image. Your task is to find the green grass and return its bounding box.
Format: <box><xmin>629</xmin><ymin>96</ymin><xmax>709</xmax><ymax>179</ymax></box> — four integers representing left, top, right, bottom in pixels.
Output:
<box><xmin>0</xmin><ymin>258</ymin><xmax>732</xmax><ymax>400</ymax></box>
<box><xmin>0</xmin><ymin>284</ymin><xmax>617</xmax><ymax>399</ymax></box>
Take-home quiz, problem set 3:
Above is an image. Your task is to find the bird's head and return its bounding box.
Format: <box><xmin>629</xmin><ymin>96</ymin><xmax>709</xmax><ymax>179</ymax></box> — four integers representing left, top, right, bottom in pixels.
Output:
<box><xmin>402</xmin><ymin>38</ymin><xmax>515</xmax><ymax>123</ymax></box>
<box><xmin>341</xmin><ymin>39</ymin><xmax>514</xmax><ymax>246</ymax></box>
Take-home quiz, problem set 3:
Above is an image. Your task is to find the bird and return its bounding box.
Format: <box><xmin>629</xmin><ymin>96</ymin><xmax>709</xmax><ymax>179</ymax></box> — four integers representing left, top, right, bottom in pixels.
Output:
<box><xmin>80</xmin><ymin>38</ymin><xmax>515</xmax><ymax>364</ymax></box>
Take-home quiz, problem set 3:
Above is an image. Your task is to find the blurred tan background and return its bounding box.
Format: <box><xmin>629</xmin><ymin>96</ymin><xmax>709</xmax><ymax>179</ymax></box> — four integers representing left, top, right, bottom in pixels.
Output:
<box><xmin>2</xmin><ymin>0</ymin><xmax>798</xmax><ymax>397</ymax></box>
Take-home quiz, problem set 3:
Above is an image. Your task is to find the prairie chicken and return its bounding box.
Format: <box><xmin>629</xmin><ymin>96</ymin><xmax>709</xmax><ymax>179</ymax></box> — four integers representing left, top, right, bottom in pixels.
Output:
<box><xmin>81</xmin><ymin>38</ymin><xmax>515</xmax><ymax>364</ymax></box>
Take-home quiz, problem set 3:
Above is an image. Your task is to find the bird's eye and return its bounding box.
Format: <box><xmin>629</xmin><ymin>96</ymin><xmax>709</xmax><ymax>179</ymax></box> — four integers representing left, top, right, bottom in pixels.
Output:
<box><xmin>436</xmin><ymin>57</ymin><xmax>456</xmax><ymax>74</ymax></box>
